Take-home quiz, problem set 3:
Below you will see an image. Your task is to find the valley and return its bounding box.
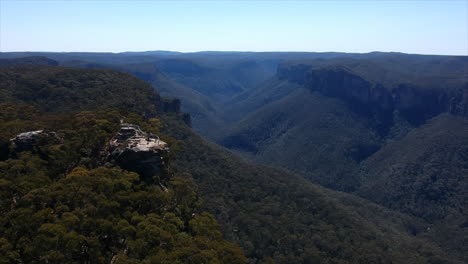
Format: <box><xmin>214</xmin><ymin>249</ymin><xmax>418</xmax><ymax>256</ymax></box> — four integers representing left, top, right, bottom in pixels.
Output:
<box><xmin>0</xmin><ymin>51</ymin><xmax>467</xmax><ymax>263</ymax></box>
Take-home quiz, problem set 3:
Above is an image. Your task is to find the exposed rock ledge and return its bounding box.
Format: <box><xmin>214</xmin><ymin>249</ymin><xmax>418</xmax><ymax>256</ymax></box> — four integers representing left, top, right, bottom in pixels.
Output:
<box><xmin>10</xmin><ymin>130</ymin><xmax>61</xmax><ymax>151</ymax></box>
<box><xmin>107</xmin><ymin>123</ymin><xmax>170</xmax><ymax>185</ymax></box>
<box><xmin>10</xmin><ymin>123</ymin><xmax>170</xmax><ymax>187</ymax></box>
<box><xmin>109</xmin><ymin>123</ymin><xmax>168</xmax><ymax>153</ymax></box>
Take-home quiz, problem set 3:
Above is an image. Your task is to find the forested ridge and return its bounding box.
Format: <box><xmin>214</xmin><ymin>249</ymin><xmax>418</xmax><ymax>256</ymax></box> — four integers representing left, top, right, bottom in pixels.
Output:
<box><xmin>0</xmin><ymin>66</ymin><xmax>247</xmax><ymax>263</ymax></box>
<box><xmin>0</xmin><ymin>61</ymin><xmax>466</xmax><ymax>263</ymax></box>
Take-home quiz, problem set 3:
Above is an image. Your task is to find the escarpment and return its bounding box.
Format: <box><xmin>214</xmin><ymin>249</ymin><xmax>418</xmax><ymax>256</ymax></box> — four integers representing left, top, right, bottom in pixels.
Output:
<box><xmin>278</xmin><ymin>63</ymin><xmax>468</xmax><ymax>132</ymax></box>
<box><xmin>448</xmin><ymin>83</ymin><xmax>468</xmax><ymax>117</ymax></box>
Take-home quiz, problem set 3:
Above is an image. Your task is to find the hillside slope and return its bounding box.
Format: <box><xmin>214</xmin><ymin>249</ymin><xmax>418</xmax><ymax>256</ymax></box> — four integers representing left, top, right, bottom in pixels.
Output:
<box><xmin>0</xmin><ymin>65</ymin><xmax>162</xmax><ymax>115</ymax></box>
<box><xmin>221</xmin><ymin>55</ymin><xmax>468</xmax><ymax>189</ymax></box>
<box><xmin>61</xmin><ymin>60</ymin><xmax>232</xmax><ymax>139</ymax></box>
<box><xmin>221</xmin><ymin>85</ymin><xmax>381</xmax><ymax>191</ymax></box>
<box><xmin>163</xmin><ymin>115</ymin><xmax>459</xmax><ymax>263</ymax></box>
<box><xmin>358</xmin><ymin>114</ymin><xmax>468</xmax><ymax>261</ymax></box>
<box><xmin>0</xmin><ymin>64</ymin><xmax>461</xmax><ymax>263</ymax></box>
<box><xmin>217</xmin><ymin>56</ymin><xmax>468</xmax><ymax>261</ymax></box>
<box><xmin>0</xmin><ymin>66</ymin><xmax>248</xmax><ymax>263</ymax></box>
<box><xmin>154</xmin><ymin>58</ymin><xmax>273</xmax><ymax>101</ymax></box>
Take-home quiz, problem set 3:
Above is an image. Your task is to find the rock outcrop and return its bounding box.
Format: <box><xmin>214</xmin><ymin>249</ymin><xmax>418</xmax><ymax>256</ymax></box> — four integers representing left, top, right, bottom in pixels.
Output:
<box><xmin>9</xmin><ymin>123</ymin><xmax>171</xmax><ymax>188</ymax></box>
<box><xmin>160</xmin><ymin>98</ymin><xmax>191</xmax><ymax>126</ymax></box>
<box><xmin>107</xmin><ymin>123</ymin><xmax>170</xmax><ymax>185</ymax></box>
<box><xmin>10</xmin><ymin>130</ymin><xmax>61</xmax><ymax>151</ymax></box>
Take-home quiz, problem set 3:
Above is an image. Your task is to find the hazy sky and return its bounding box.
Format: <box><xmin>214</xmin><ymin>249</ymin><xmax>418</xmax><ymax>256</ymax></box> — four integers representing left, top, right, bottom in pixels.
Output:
<box><xmin>1</xmin><ymin>0</ymin><xmax>467</xmax><ymax>55</ymax></box>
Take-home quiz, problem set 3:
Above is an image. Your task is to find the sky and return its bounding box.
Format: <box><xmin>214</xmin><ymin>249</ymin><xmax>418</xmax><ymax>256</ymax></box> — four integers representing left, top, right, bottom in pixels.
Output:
<box><xmin>0</xmin><ymin>0</ymin><xmax>467</xmax><ymax>55</ymax></box>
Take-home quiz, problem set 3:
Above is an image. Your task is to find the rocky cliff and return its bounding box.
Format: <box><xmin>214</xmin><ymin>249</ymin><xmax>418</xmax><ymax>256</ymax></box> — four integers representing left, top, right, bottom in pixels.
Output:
<box><xmin>449</xmin><ymin>83</ymin><xmax>468</xmax><ymax>117</ymax></box>
<box><xmin>106</xmin><ymin>123</ymin><xmax>170</xmax><ymax>186</ymax></box>
<box><xmin>10</xmin><ymin>123</ymin><xmax>171</xmax><ymax>187</ymax></box>
<box><xmin>278</xmin><ymin>63</ymin><xmax>468</xmax><ymax>133</ymax></box>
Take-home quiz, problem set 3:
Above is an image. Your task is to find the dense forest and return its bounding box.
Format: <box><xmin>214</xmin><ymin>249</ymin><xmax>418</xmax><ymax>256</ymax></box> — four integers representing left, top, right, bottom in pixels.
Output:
<box><xmin>0</xmin><ymin>52</ymin><xmax>467</xmax><ymax>264</ymax></box>
<box><xmin>0</xmin><ymin>66</ymin><xmax>247</xmax><ymax>263</ymax></box>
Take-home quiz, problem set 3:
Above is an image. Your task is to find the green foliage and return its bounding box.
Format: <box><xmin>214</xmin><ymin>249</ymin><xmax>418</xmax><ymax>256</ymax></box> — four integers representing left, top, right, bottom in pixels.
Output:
<box><xmin>1</xmin><ymin>62</ymin><xmax>465</xmax><ymax>263</ymax></box>
<box><xmin>63</xmin><ymin>56</ymin><xmax>275</xmax><ymax>140</ymax></box>
<box><xmin>0</xmin><ymin>165</ymin><xmax>247</xmax><ymax>263</ymax></box>
<box><xmin>0</xmin><ymin>56</ymin><xmax>58</xmax><ymax>67</ymax></box>
<box><xmin>220</xmin><ymin>88</ymin><xmax>381</xmax><ymax>191</ymax></box>
<box><xmin>279</xmin><ymin>54</ymin><xmax>468</xmax><ymax>91</ymax></box>
<box><xmin>358</xmin><ymin>114</ymin><xmax>468</xmax><ymax>261</ymax></box>
<box><xmin>0</xmin><ymin>66</ymin><xmax>161</xmax><ymax>116</ymax></box>
<box><xmin>162</xmin><ymin>115</ymin><xmax>459</xmax><ymax>264</ymax></box>
<box><xmin>0</xmin><ymin>104</ymin><xmax>248</xmax><ymax>264</ymax></box>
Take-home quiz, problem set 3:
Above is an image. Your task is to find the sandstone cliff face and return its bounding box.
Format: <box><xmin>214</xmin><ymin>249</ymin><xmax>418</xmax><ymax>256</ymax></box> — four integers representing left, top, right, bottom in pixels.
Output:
<box><xmin>305</xmin><ymin>66</ymin><xmax>393</xmax><ymax>109</ymax></box>
<box><xmin>107</xmin><ymin>123</ymin><xmax>169</xmax><ymax>185</ymax></box>
<box><xmin>278</xmin><ymin>64</ymin><xmax>468</xmax><ymax>131</ymax></box>
<box><xmin>449</xmin><ymin>84</ymin><xmax>468</xmax><ymax>117</ymax></box>
<box><xmin>392</xmin><ymin>84</ymin><xmax>448</xmax><ymax>124</ymax></box>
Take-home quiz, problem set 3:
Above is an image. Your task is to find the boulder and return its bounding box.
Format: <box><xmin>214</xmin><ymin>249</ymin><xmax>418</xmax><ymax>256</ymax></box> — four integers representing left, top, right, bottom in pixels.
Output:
<box><xmin>10</xmin><ymin>130</ymin><xmax>61</xmax><ymax>151</ymax></box>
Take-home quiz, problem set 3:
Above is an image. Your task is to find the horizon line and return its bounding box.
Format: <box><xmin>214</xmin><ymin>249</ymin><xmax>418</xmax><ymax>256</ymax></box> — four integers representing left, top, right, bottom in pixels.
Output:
<box><xmin>0</xmin><ymin>50</ymin><xmax>466</xmax><ymax>57</ymax></box>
